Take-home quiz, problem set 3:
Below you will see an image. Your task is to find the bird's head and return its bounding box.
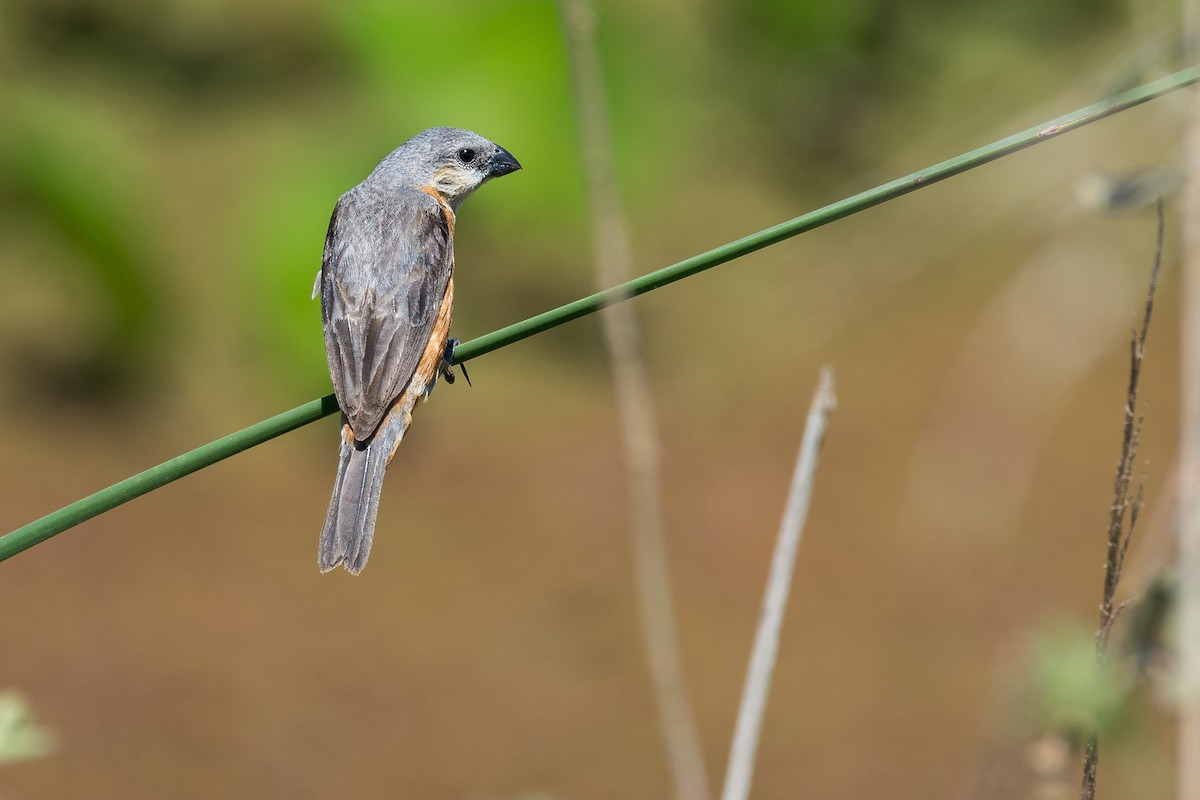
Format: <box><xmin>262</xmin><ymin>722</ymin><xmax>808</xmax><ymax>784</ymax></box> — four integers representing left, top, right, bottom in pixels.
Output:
<box><xmin>382</xmin><ymin>127</ymin><xmax>522</xmax><ymax>211</ymax></box>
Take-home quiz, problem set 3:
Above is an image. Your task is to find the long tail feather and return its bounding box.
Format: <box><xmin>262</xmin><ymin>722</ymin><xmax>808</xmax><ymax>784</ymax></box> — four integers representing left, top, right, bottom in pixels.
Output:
<box><xmin>318</xmin><ymin>409</ymin><xmax>409</xmax><ymax>575</ymax></box>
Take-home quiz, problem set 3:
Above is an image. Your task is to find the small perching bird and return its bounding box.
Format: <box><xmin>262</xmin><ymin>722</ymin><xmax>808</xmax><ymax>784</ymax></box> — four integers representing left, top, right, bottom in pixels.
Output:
<box><xmin>314</xmin><ymin>127</ymin><xmax>521</xmax><ymax>574</ymax></box>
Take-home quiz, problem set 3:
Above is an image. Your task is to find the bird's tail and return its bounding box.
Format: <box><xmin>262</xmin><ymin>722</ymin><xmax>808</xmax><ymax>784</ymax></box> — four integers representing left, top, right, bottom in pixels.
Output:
<box><xmin>318</xmin><ymin>407</ymin><xmax>410</xmax><ymax>575</ymax></box>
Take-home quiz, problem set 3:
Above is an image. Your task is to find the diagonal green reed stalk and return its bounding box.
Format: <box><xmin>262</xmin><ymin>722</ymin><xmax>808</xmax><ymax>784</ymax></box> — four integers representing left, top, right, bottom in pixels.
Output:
<box><xmin>2</xmin><ymin>64</ymin><xmax>1198</xmax><ymax>565</ymax></box>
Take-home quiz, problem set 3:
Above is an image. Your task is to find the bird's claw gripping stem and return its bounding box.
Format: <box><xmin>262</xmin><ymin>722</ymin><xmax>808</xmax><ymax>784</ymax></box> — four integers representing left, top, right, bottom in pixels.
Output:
<box><xmin>440</xmin><ymin>338</ymin><xmax>472</xmax><ymax>387</ymax></box>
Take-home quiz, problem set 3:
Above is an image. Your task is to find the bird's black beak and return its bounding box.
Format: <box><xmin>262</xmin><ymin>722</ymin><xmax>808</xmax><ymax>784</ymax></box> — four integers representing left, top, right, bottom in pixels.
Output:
<box><xmin>487</xmin><ymin>146</ymin><xmax>522</xmax><ymax>178</ymax></box>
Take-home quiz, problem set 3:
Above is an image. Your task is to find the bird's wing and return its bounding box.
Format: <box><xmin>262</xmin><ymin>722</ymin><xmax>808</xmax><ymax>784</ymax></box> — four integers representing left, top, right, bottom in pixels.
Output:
<box><xmin>321</xmin><ymin>187</ymin><xmax>453</xmax><ymax>441</ymax></box>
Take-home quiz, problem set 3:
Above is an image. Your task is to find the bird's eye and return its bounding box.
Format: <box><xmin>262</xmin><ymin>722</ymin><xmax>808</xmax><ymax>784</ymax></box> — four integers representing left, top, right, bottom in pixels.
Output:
<box><xmin>457</xmin><ymin>148</ymin><xmax>477</xmax><ymax>164</ymax></box>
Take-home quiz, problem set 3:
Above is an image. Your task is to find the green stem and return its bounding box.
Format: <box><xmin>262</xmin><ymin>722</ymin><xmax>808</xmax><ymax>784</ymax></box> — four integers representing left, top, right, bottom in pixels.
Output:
<box><xmin>1</xmin><ymin>395</ymin><xmax>342</xmax><ymax>561</ymax></box>
<box><xmin>3</xmin><ymin>65</ymin><xmax>1198</xmax><ymax>564</ymax></box>
<box><xmin>452</xmin><ymin>65</ymin><xmax>1200</xmax><ymax>362</ymax></box>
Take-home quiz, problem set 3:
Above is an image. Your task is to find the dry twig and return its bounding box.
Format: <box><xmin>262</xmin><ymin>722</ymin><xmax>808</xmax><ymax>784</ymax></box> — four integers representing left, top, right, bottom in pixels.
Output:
<box><xmin>1080</xmin><ymin>198</ymin><xmax>1163</xmax><ymax>800</ymax></box>
<box><xmin>722</xmin><ymin>368</ymin><xmax>837</xmax><ymax>800</ymax></box>
<box><xmin>559</xmin><ymin>3</ymin><xmax>711</xmax><ymax>799</ymax></box>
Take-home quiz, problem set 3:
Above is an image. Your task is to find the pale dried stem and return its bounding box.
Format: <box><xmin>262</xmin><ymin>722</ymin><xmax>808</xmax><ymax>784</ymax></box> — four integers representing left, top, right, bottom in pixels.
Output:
<box><xmin>722</xmin><ymin>368</ymin><xmax>837</xmax><ymax>800</ymax></box>
<box><xmin>559</xmin><ymin>3</ymin><xmax>711</xmax><ymax>799</ymax></box>
<box><xmin>1183</xmin><ymin>18</ymin><xmax>1200</xmax><ymax>795</ymax></box>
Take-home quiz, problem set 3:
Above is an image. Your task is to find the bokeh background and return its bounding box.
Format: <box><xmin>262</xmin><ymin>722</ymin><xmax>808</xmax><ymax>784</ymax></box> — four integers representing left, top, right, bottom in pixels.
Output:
<box><xmin>0</xmin><ymin>0</ymin><xmax>1189</xmax><ymax>797</ymax></box>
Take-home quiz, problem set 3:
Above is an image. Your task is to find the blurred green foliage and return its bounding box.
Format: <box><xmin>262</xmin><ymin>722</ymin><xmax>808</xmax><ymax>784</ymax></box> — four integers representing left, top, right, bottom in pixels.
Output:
<box><xmin>0</xmin><ymin>691</ymin><xmax>54</xmax><ymax>764</ymax></box>
<box><xmin>1</xmin><ymin>92</ymin><xmax>161</xmax><ymax>405</ymax></box>
<box><xmin>0</xmin><ymin>0</ymin><xmax>1165</xmax><ymax>407</ymax></box>
<box><xmin>1026</xmin><ymin>619</ymin><xmax>1129</xmax><ymax>741</ymax></box>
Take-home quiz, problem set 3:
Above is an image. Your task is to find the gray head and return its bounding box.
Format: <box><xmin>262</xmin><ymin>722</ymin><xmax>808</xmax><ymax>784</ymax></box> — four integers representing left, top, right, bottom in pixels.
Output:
<box><xmin>372</xmin><ymin>127</ymin><xmax>521</xmax><ymax>211</ymax></box>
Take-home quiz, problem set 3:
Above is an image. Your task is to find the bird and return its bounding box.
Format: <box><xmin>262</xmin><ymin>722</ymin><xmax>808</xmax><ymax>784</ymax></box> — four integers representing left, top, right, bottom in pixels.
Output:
<box><xmin>314</xmin><ymin>127</ymin><xmax>521</xmax><ymax>574</ymax></box>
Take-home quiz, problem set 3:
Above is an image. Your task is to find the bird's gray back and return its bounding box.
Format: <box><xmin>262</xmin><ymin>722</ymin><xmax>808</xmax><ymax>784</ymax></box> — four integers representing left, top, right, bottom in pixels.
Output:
<box><xmin>321</xmin><ymin>183</ymin><xmax>453</xmax><ymax>441</ymax></box>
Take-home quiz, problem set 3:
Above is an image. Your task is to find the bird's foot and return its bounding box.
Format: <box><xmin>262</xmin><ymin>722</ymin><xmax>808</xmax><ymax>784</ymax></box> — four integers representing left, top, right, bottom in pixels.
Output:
<box><xmin>440</xmin><ymin>338</ymin><xmax>472</xmax><ymax>387</ymax></box>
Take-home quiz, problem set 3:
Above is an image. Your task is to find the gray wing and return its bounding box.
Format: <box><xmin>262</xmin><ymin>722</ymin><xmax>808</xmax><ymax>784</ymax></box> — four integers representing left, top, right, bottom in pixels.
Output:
<box><xmin>321</xmin><ymin>187</ymin><xmax>452</xmax><ymax>441</ymax></box>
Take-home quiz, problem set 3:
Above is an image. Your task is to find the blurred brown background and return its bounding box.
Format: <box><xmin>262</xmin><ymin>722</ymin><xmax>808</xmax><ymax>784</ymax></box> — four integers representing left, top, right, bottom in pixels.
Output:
<box><xmin>0</xmin><ymin>0</ymin><xmax>1187</xmax><ymax>797</ymax></box>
